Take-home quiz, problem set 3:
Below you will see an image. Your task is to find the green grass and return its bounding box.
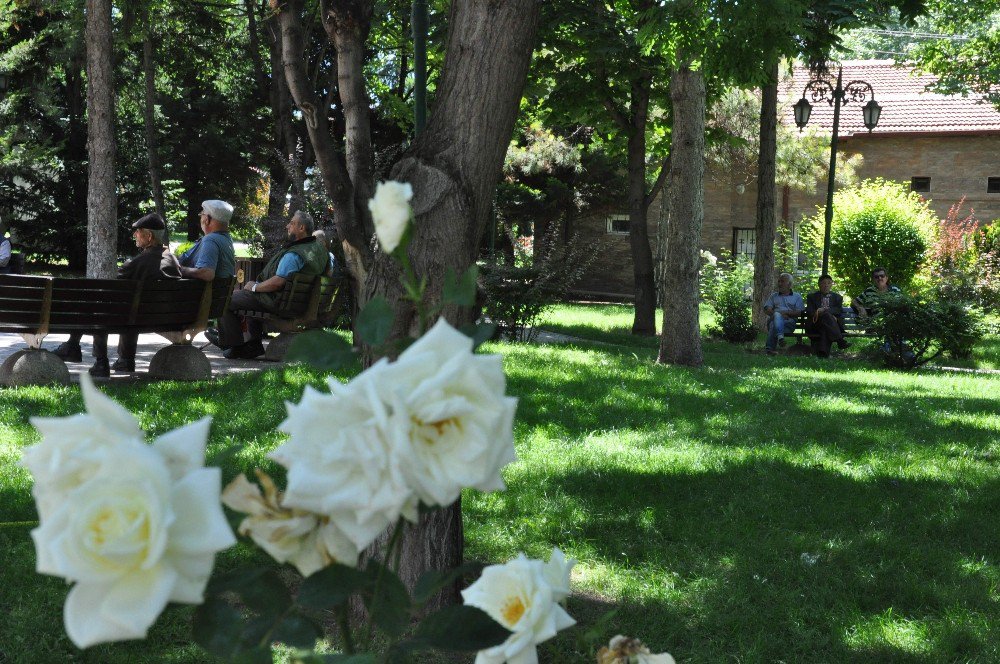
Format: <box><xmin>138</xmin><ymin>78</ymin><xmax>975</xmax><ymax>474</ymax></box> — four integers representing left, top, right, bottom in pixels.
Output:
<box><xmin>2</xmin><ymin>307</ymin><xmax>999</xmax><ymax>662</ymax></box>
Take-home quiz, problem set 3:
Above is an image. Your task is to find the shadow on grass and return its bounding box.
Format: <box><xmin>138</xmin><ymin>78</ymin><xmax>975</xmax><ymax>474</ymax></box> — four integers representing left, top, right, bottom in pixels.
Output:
<box><xmin>467</xmin><ymin>460</ymin><xmax>1000</xmax><ymax>663</ymax></box>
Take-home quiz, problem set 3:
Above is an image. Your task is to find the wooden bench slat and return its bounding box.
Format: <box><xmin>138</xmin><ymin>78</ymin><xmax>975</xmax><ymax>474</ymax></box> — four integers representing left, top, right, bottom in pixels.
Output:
<box><xmin>0</xmin><ymin>298</ymin><xmax>46</xmax><ymax>313</ymax></box>
<box><xmin>51</xmin><ymin>278</ymin><xmax>136</xmax><ymax>291</ymax></box>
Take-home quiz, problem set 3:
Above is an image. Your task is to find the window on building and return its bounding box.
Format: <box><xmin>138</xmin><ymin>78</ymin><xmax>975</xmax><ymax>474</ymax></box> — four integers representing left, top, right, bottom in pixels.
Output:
<box><xmin>988</xmin><ymin>177</ymin><xmax>1000</xmax><ymax>194</ymax></box>
<box><xmin>910</xmin><ymin>176</ymin><xmax>931</xmax><ymax>192</ymax></box>
<box><xmin>733</xmin><ymin>228</ymin><xmax>756</xmax><ymax>260</ymax></box>
<box><xmin>606</xmin><ymin>214</ymin><xmax>630</xmax><ymax>235</ymax></box>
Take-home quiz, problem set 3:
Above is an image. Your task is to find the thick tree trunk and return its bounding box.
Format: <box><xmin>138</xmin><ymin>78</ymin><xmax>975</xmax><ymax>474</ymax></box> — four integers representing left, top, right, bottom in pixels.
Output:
<box><xmin>628</xmin><ymin>76</ymin><xmax>656</xmax><ymax>335</ymax></box>
<box><xmin>323</xmin><ymin>0</ymin><xmax>376</xmax><ymax>233</ymax></box>
<box><xmin>142</xmin><ymin>23</ymin><xmax>166</xmax><ymax>223</ymax></box>
<box><xmin>658</xmin><ymin>66</ymin><xmax>705</xmax><ymax>367</ymax></box>
<box><xmin>276</xmin><ymin>0</ymin><xmax>371</xmax><ymax>285</ymax></box>
<box><xmin>752</xmin><ymin>58</ymin><xmax>779</xmax><ymax>330</ymax></box>
<box><xmin>85</xmin><ymin>0</ymin><xmax>117</xmax><ymax>279</ymax></box>
<box><xmin>364</xmin><ymin>0</ymin><xmax>540</xmax><ymax>608</ymax></box>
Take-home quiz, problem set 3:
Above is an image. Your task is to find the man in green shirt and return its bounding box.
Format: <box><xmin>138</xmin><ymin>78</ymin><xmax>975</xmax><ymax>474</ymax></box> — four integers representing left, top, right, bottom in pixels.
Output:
<box><xmin>212</xmin><ymin>210</ymin><xmax>329</xmax><ymax>359</ymax></box>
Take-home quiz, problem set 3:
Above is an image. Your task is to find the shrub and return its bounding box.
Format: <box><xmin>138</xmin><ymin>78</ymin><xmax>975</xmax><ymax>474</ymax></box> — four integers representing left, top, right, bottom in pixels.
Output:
<box><xmin>480</xmin><ymin>222</ymin><xmax>597</xmax><ymax>341</ymax></box>
<box><xmin>929</xmin><ymin>198</ymin><xmax>980</xmax><ymax>304</ymax></box>
<box><xmin>866</xmin><ymin>292</ymin><xmax>984</xmax><ymax>368</ymax></box>
<box><xmin>803</xmin><ymin>179</ymin><xmax>936</xmax><ymax>297</ymax></box>
<box><xmin>702</xmin><ymin>251</ymin><xmax>756</xmax><ymax>343</ymax></box>
<box><xmin>974</xmin><ymin>223</ymin><xmax>1000</xmax><ymax>312</ymax></box>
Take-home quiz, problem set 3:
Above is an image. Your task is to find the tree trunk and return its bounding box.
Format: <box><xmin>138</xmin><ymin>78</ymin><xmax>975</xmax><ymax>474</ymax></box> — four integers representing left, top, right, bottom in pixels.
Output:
<box><xmin>276</xmin><ymin>0</ymin><xmax>371</xmax><ymax>288</ymax></box>
<box><xmin>364</xmin><ymin>0</ymin><xmax>540</xmax><ymax>608</ymax></box>
<box><xmin>266</xmin><ymin>13</ymin><xmax>297</xmax><ymax>221</ymax></box>
<box><xmin>752</xmin><ymin>57</ymin><xmax>779</xmax><ymax>331</ymax></box>
<box><xmin>323</xmin><ymin>0</ymin><xmax>376</xmax><ymax>235</ymax></box>
<box><xmin>628</xmin><ymin>76</ymin><xmax>656</xmax><ymax>335</ymax></box>
<box><xmin>85</xmin><ymin>0</ymin><xmax>117</xmax><ymax>279</ymax></box>
<box><xmin>658</xmin><ymin>65</ymin><xmax>705</xmax><ymax>367</ymax></box>
<box><xmin>142</xmin><ymin>15</ymin><xmax>166</xmax><ymax>224</ymax></box>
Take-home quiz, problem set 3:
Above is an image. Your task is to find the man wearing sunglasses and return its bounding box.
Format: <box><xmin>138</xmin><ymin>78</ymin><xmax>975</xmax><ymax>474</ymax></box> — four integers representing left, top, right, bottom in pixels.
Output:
<box><xmin>852</xmin><ymin>267</ymin><xmax>900</xmax><ymax>321</ymax></box>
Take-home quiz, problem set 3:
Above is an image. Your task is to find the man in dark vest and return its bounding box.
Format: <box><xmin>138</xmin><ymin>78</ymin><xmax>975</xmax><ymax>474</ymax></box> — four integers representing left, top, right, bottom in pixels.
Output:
<box><xmin>213</xmin><ymin>210</ymin><xmax>328</xmax><ymax>359</ymax></box>
<box><xmin>53</xmin><ymin>213</ymin><xmax>181</xmax><ymax>376</ymax></box>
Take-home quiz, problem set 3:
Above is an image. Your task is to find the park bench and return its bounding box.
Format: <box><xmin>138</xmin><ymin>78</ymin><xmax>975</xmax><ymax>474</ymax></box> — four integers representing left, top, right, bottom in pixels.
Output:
<box><xmin>0</xmin><ymin>274</ymin><xmax>234</xmax><ymax>385</ymax></box>
<box><xmin>231</xmin><ymin>273</ymin><xmax>346</xmax><ymax>361</ymax></box>
<box><xmin>784</xmin><ymin>306</ymin><xmax>871</xmax><ymax>349</ymax></box>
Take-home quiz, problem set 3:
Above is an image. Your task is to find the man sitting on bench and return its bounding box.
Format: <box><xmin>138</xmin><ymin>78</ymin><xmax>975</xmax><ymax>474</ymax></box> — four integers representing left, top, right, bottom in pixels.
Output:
<box><xmin>763</xmin><ymin>272</ymin><xmax>804</xmax><ymax>356</ymax></box>
<box><xmin>53</xmin><ymin>213</ymin><xmax>181</xmax><ymax>376</ymax></box>
<box><xmin>805</xmin><ymin>274</ymin><xmax>849</xmax><ymax>358</ymax></box>
<box><xmin>210</xmin><ymin>210</ymin><xmax>329</xmax><ymax>359</ymax></box>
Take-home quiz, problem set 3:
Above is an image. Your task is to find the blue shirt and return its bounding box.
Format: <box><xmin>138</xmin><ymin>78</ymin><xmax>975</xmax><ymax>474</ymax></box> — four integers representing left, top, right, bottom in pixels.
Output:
<box><xmin>276</xmin><ymin>252</ymin><xmax>305</xmax><ymax>278</ymax></box>
<box><xmin>763</xmin><ymin>291</ymin><xmax>804</xmax><ymax>314</ymax></box>
<box><xmin>180</xmin><ymin>232</ymin><xmax>235</xmax><ymax>279</ymax></box>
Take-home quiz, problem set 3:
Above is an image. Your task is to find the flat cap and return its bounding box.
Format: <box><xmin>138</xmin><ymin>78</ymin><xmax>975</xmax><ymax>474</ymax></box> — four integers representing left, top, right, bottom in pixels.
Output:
<box><xmin>201</xmin><ymin>199</ymin><xmax>234</xmax><ymax>224</ymax></box>
<box><xmin>131</xmin><ymin>213</ymin><xmax>166</xmax><ymax>231</ymax></box>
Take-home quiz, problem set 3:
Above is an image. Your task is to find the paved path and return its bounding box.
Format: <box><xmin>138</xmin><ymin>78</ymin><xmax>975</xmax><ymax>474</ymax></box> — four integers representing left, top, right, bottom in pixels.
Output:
<box><xmin>0</xmin><ymin>331</ymin><xmax>281</xmax><ymax>383</ymax></box>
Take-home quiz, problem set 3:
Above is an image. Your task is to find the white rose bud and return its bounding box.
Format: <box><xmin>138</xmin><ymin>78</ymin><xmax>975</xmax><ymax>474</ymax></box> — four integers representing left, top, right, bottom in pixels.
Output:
<box><xmin>368</xmin><ymin>180</ymin><xmax>413</xmax><ymax>254</ymax></box>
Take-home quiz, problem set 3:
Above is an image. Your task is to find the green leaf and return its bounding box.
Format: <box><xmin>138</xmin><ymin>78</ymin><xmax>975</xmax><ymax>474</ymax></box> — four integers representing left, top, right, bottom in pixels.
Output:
<box><xmin>297</xmin><ymin>563</ymin><xmax>371</xmax><ymax>610</ymax></box>
<box><xmin>412</xmin><ymin>562</ymin><xmax>485</xmax><ymax>606</ymax></box>
<box><xmin>442</xmin><ymin>265</ymin><xmax>479</xmax><ymax>307</ymax></box>
<box><xmin>410</xmin><ymin>605</ymin><xmax>511</xmax><ymax>651</ymax></box>
<box><xmin>271</xmin><ymin>614</ymin><xmax>322</xmax><ymax>649</ymax></box>
<box><xmin>364</xmin><ymin>560</ymin><xmax>412</xmax><ymax>637</ymax></box>
<box><xmin>286</xmin><ymin>330</ymin><xmax>358</xmax><ymax>371</ymax></box>
<box><xmin>192</xmin><ymin>597</ymin><xmax>245</xmax><ymax>658</ymax></box>
<box><xmin>356</xmin><ymin>296</ymin><xmax>394</xmax><ymax>346</ymax></box>
<box><xmin>458</xmin><ymin>322</ymin><xmax>497</xmax><ymax>350</ymax></box>
<box><xmin>233</xmin><ymin>648</ymin><xmax>274</xmax><ymax>664</ymax></box>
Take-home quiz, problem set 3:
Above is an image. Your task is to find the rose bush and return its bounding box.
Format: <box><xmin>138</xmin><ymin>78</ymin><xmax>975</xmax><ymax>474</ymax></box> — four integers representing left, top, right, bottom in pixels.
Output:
<box><xmin>22</xmin><ymin>376</ymin><xmax>235</xmax><ymax>648</ymax></box>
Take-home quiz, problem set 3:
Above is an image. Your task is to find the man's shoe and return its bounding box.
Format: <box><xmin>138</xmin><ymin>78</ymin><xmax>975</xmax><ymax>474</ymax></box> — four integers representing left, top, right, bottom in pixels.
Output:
<box><xmin>837</xmin><ymin>339</ymin><xmax>851</xmax><ymax>349</ymax></box>
<box><xmin>204</xmin><ymin>327</ymin><xmax>224</xmax><ymax>349</ymax></box>
<box><xmin>224</xmin><ymin>340</ymin><xmax>265</xmax><ymax>360</ymax></box>
<box><xmin>53</xmin><ymin>342</ymin><xmax>83</xmax><ymax>362</ymax></box>
<box><xmin>89</xmin><ymin>358</ymin><xmax>110</xmax><ymax>378</ymax></box>
<box><xmin>766</xmin><ymin>349</ymin><xmax>778</xmax><ymax>356</ymax></box>
<box><xmin>111</xmin><ymin>357</ymin><xmax>136</xmax><ymax>372</ymax></box>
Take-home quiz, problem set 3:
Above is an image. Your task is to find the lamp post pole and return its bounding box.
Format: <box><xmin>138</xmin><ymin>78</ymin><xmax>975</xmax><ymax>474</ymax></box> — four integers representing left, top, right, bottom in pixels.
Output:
<box><xmin>794</xmin><ymin>65</ymin><xmax>882</xmax><ymax>276</ymax></box>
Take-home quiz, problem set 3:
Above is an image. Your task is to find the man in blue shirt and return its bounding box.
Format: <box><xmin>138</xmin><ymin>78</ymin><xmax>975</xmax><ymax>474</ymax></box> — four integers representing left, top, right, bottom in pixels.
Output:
<box><xmin>179</xmin><ymin>200</ymin><xmax>236</xmax><ymax>280</ymax></box>
<box><xmin>211</xmin><ymin>210</ymin><xmax>329</xmax><ymax>359</ymax></box>
<box><xmin>762</xmin><ymin>272</ymin><xmax>804</xmax><ymax>355</ymax></box>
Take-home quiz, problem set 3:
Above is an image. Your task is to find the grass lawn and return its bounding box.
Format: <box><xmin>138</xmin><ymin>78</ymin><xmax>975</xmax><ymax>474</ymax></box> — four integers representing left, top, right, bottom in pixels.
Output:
<box><xmin>1</xmin><ymin>304</ymin><xmax>999</xmax><ymax>662</ymax></box>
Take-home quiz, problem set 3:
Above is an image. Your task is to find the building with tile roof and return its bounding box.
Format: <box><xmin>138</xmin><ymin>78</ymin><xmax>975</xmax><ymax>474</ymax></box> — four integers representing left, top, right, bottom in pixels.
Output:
<box><xmin>570</xmin><ymin>60</ymin><xmax>1000</xmax><ymax>300</ymax></box>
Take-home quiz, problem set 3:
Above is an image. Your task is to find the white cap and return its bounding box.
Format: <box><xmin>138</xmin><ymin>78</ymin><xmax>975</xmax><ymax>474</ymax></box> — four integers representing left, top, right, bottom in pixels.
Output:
<box><xmin>201</xmin><ymin>200</ymin><xmax>234</xmax><ymax>224</ymax></box>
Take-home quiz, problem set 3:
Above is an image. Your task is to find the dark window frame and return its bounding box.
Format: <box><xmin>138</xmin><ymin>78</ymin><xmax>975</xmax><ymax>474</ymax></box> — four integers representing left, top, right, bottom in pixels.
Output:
<box><xmin>988</xmin><ymin>177</ymin><xmax>1000</xmax><ymax>194</ymax></box>
<box><xmin>910</xmin><ymin>176</ymin><xmax>931</xmax><ymax>193</ymax></box>
<box><xmin>732</xmin><ymin>227</ymin><xmax>756</xmax><ymax>260</ymax></box>
<box><xmin>606</xmin><ymin>213</ymin><xmax>630</xmax><ymax>235</ymax></box>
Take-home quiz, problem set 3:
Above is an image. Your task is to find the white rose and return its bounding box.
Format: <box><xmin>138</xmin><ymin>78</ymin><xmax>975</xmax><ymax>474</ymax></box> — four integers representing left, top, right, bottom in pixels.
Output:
<box><xmin>461</xmin><ymin>553</ymin><xmax>576</xmax><ymax>664</ymax></box>
<box><xmin>542</xmin><ymin>547</ymin><xmax>575</xmax><ymax>603</ymax></box>
<box><xmin>222</xmin><ymin>472</ymin><xmax>360</xmax><ymax>575</ymax></box>
<box><xmin>379</xmin><ymin>318</ymin><xmax>518</xmax><ymax>508</ymax></box>
<box><xmin>24</xmin><ymin>376</ymin><xmax>235</xmax><ymax>648</ymax></box>
<box><xmin>269</xmin><ymin>370</ymin><xmax>418</xmax><ymax>555</ymax></box>
<box><xmin>368</xmin><ymin>180</ymin><xmax>413</xmax><ymax>253</ymax></box>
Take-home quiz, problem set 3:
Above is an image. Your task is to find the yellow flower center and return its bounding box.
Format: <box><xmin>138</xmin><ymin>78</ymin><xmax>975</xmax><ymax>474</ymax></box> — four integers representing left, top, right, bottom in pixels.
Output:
<box><xmin>412</xmin><ymin>415</ymin><xmax>463</xmax><ymax>446</ymax></box>
<box><xmin>500</xmin><ymin>595</ymin><xmax>527</xmax><ymax>627</ymax></box>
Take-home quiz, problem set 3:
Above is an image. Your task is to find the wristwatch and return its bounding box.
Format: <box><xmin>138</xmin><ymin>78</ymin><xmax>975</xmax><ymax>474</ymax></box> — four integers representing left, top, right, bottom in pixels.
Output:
<box><xmin>251</xmin><ymin>282</ymin><xmax>258</xmax><ymax>293</ymax></box>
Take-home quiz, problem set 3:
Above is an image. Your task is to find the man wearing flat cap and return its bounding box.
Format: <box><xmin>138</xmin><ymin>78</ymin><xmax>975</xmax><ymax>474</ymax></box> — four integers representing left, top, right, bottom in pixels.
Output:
<box><xmin>179</xmin><ymin>199</ymin><xmax>236</xmax><ymax>281</ymax></box>
<box><xmin>53</xmin><ymin>213</ymin><xmax>182</xmax><ymax>376</ymax></box>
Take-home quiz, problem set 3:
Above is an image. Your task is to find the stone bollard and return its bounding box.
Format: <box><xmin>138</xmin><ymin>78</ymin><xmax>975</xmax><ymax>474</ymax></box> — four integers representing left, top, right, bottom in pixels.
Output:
<box><xmin>0</xmin><ymin>349</ymin><xmax>71</xmax><ymax>387</ymax></box>
<box><xmin>148</xmin><ymin>344</ymin><xmax>212</xmax><ymax>381</ymax></box>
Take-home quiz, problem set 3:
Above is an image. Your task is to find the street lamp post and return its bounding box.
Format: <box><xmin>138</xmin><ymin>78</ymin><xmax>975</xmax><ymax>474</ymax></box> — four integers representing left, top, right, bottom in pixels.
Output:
<box><xmin>794</xmin><ymin>66</ymin><xmax>882</xmax><ymax>275</ymax></box>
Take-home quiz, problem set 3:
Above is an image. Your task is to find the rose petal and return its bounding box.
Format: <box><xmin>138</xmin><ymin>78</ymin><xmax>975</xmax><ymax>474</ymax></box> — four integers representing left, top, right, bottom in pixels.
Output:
<box><xmin>152</xmin><ymin>416</ymin><xmax>211</xmax><ymax>481</ymax></box>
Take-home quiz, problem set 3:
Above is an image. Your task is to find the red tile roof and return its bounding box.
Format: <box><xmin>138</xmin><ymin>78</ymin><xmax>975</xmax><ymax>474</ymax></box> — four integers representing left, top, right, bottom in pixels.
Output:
<box><xmin>784</xmin><ymin>60</ymin><xmax>1000</xmax><ymax>136</ymax></box>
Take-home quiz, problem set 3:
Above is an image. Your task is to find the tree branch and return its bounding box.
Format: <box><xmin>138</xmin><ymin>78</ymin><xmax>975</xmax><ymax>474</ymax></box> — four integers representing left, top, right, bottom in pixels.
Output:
<box><xmin>645</xmin><ymin>152</ymin><xmax>671</xmax><ymax>209</ymax></box>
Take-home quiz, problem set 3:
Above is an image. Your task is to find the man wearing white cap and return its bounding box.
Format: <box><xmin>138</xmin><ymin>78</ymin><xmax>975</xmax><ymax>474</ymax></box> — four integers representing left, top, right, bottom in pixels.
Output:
<box><xmin>179</xmin><ymin>199</ymin><xmax>236</xmax><ymax>280</ymax></box>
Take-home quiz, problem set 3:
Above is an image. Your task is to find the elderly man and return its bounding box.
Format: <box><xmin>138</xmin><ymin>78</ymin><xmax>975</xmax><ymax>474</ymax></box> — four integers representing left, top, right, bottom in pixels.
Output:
<box><xmin>53</xmin><ymin>213</ymin><xmax>181</xmax><ymax>376</ymax></box>
<box><xmin>179</xmin><ymin>199</ymin><xmax>236</xmax><ymax>280</ymax></box>
<box><xmin>762</xmin><ymin>272</ymin><xmax>804</xmax><ymax>355</ymax></box>
<box><xmin>211</xmin><ymin>210</ymin><xmax>329</xmax><ymax>359</ymax></box>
